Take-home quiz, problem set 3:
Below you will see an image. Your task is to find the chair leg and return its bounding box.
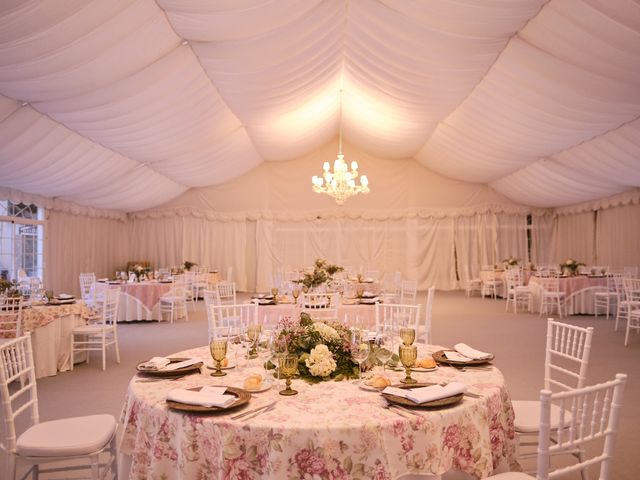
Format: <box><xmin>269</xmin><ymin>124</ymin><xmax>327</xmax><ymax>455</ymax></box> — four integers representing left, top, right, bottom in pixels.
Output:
<box><xmin>624</xmin><ymin>317</ymin><xmax>631</xmax><ymax>346</ymax></box>
<box><xmin>114</xmin><ymin>330</ymin><xmax>121</xmax><ymax>364</ymax></box>
<box><xmin>102</xmin><ymin>333</ymin><xmax>106</xmax><ymax>371</ymax></box>
<box><xmin>69</xmin><ymin>334</ymin><xmax>74</xmax><ymax>371</ymax></box>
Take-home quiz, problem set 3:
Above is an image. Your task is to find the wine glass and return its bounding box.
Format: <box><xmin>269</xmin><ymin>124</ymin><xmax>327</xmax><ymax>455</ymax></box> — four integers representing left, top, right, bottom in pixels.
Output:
<box><xmin>399</xmin><ymin>327</ymin><xmax>416</xmax><ymax>346</ymax></box>
<box><xmin>399</xmin><ymin>344</ymin><xmax>418</xmax><ymax>384</ymax></box>
<box><xmin>278</xmin><ymin>354</ymin><xmax>299</xmax><ymax>396</ymax></box>
<box><xmin>292</xmin><ymin>286</ymin><xmax>300</xmax><ymax>305</ymax></box>
<box><xmin>375</xmin><ymin>330</ymin><xmax>394</xmax><ymax>372</ymax></box>
<box><xmin>209</xmin><ymin>327</ymin><xmax>230</xmax><ymax>377</ymax></box>
<box><xmin>351</xmin><ymin>338</ymin><xmax>370</xmax><ymax>381</ymax></box>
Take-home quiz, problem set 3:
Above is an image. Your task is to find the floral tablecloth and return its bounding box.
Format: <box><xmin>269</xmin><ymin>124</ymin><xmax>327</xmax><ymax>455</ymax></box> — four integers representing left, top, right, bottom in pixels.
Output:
<box><xmin>1</xmin><ymin>301</ymin><xmax>91</xmax><ymax>339</ymax></box>
<box><xmin>118</xmin><ymin>344</ymin><xmax>517</xmax><ymax>479</ymax></box>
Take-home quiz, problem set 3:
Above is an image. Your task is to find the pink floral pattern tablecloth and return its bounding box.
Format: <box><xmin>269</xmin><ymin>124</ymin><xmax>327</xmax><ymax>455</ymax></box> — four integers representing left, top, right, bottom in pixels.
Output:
<box><xmin>1</xmin><ymin>302</ymin><xmax>90</xmax><ymax>338</ymax></box>
<box><xmin>119</xmin><ymin>345</ymin><xmax>517</xmax><ymax>479</ymax></box>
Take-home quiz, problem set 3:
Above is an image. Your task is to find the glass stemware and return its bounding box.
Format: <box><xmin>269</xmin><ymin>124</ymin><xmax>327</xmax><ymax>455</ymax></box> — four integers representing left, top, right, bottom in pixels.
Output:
<box><xmin>399</xmin><ymin>344</ymin><xmax>418</xmax><ymax>384</ymax></box>
<box><xmin>351</xmin><ymin>336</ymin><xmax>370</xmax><ymax>380</ymax></box>
<box><xmin>399</xmin><ymin>327</ymin><xmax>416</xmax><ymax>346</ymax></box>
<box><xmin>247</xmin><ymin>323</ymin><xmax>262</xmax><ymax>359</ymax></box>
<box><xmin>210</xmin><ymin>339</ymin><xmax>228</xmax><ymax>377</ymax></box>
<box><xmin>375</xmin><ymin>331</ymin><xmax>394</xmax><ymax>372</ymax></box>
<box><xmin>278</xmin><ymin>354</ymin><xmax>298</xmax><ymax>396</ymax></box>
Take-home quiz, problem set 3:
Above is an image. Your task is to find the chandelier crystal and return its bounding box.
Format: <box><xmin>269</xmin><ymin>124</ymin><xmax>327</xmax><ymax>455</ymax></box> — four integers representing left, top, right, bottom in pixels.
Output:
<box><xmin>311</xmin><ymin>91</ymin><xmax>369</xmax><ymax>205</ymax></box>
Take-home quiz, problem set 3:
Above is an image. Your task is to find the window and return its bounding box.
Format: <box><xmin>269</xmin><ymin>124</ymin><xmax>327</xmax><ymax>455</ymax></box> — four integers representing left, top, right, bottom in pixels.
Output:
<box><xmin>0</xmin><ymin>201</ymin><xmax>45</xmax><ymax>281</ymax></box>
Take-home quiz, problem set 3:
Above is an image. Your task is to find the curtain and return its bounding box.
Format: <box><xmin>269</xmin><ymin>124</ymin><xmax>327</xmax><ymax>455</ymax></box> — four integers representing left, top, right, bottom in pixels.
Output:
<box><xmin>45</xmin><ymin>210</ymin><xmax>128</xmax><ymax>296</ymax></box>
<box><xmin>552</xmin><ymin>211</ymin><xmax>596</xmax><ymax>265</ymax></box>
<box><xmin>596</xmin><ymin>203</ymin><xmax>640</xmax><ymax>269</ymax></box>
<box><xmin>530</xmin><ymin>214</ymin><xmax>554</xmax><ymax>266</ymax></box>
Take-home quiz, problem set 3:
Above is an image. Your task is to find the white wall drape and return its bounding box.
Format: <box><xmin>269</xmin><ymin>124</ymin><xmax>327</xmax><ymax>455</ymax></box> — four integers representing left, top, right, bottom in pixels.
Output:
<box><xmin>552</xmin><ymin>211</ymin><xmax>596</xmax><ymax>265</ymax></box>
<box><xmin>44</xmin><ymin>210</ymin><xmax>128</xmax><ymax>296</ymax></box>
<box><xmin>596</xmin><ymin>204</ymin><xmax>640</xmax><ymax>269</ymax></box>
<box><xmin>530</xmin><ymin>214</ymin><xmax>554</xmax><ymax>266</ymax></box>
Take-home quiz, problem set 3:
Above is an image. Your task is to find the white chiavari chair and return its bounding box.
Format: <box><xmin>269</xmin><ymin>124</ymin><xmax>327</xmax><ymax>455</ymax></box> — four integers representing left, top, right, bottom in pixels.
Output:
<box><xmin>70</xmin><ymin>286</ymin><xmax>121</xmax><ymax>371</ymax></box>
<box><xmin>505</xmin><ymin>267</ymin><xmax>533</xmax><ymax>313</ymax></box>
<box><xmin>299</xmin><ymin>293</ymin><xmax>340</xmax><ymax>321</ymax></box>
<box><xmin>375</xmin><ymin>303</ymin><xmax>421</xmax><ymax>337</ymax></box>
<box><xmin>79</xmin><ymin>272</ymin><xmax>97</xmax><ymax>307</ymax></box>
<box><xmin>209</xmin><ymin>303</ymin><xmax>257</xmax><ymax>341</ymax></box>
<box><xmin>1</xmin><ymin>334</ymin><xmax>118</xmax><ymax>480</ymax></box>
<box><xmin>423</xmin><ymin>286</ymin><xmax>435</xmax><ymax>344</ymax></box>
<box><xmin>487</xmin><ymin>373</ymin><xmax>627</xmax><ymax>480</ymax></box>
<box><xmin>159</xmin><ymin>276</ymin><xmax>189</xmax><ymax>323</ymax></box>
<box><xmin>461</xmin><ymin>265</ymin><xmax>482</xmax><ymax>297</ymax></box>
<box><xmin>0</xmin><ymin>297</ymin><xmax>23</xmax><ymax>339</ymax></box>
<box><xmin>594</xmin><ymin>273</ymin><xmax>620</xmax><ymax>319</ymax></box>
<box><xmin>216</xmin><ymin>281</ymin><xmax>237</xmax><ymax>306</ymax></box>
<box><xmin>512</xmin><ymin>319</ymin><xmax>594</xmax><ymax>474</ymax></box>
<box><xmin>183</xmin><ymin>271</ymin><xmax>197</xmax><ymax>311</ymax></box>
<box><xmin>622</xmin><ymin>277</ymin><xmax>640</xmax><ymax>346</ymax></box>
<box><xmin>400</xmin><ymin>279</ymin><xmax>418</xmax><ymax>304</ymax></box>
<box><xmin>539</xmin><ymin>273</ymin><xmax>566</xmax><ymax>318</ymax></box>
<box><xmin>480</xmin><ymin>266</ymin><xmax>503</xmax><ymax>299</ymax></box>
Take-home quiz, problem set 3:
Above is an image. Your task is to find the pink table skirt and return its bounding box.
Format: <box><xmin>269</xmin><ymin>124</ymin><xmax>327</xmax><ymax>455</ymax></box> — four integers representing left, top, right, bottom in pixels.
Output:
<box><xmin>528</xmin><ymin>275</ymin><xmax>608</xmax><ymax>315</ymax></box>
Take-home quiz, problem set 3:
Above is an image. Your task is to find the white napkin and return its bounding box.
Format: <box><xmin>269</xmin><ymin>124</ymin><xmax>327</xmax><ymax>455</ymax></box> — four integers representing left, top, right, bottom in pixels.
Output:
<box><xmin>167</xmin><ymin>386</ymin><xmax>236</xmax><ymax>407</ymax></box>
<box><xmin>162</xmin><ymin>358</ymin><xmax>201</xmax><ymax>371</ymax></box>
<box><xmin>383</xmin><ymin>382</ymin><xmax>467</xmax><ymax>404</ymax></box>
<box><xmin>138</xmin><ymin>356</ymin><xmax>171</xmax><ymax>370</ymax></box>
<box><xmin>57</xmin><ymin>293</ymin><xmax>74</xmax><ymax>299</ymax></box>
<box><xmin>453</xmin><ymin>343</ymin><xmax>493</xmax><ymax>360</ymax></box>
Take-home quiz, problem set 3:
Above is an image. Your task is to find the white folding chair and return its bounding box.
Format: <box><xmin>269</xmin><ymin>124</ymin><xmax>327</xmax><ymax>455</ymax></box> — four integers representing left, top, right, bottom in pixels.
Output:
<box><xmin>159</xmin><ymin>276</ymin><xmax>189</xmax><ymax>323</ymax></box>
<box><xmin>461</xmin><ymin>265</ymin><xmax>482</xmax><ymax>297</ymax></box>
<box><xmin>487</xmin><ymin>373</ymin><xmax>627</xmax><ymax>480</ymax></box>
<box><xmin>216</xmin><ymin>281</ymin><xmax>237</xmax><ymax>306</ymax></box>
<box><xmin>505</xmin><ymin>267</ymin><xmax>532</xmax><ymax>313</ymax></box>
<box><xmin>512</xmin><ymin>319</ymin><xmax>594</xmax><ymax>474</ymax></box>
<box><xmin>208</xmin><ymin>303</ymin><xmax>257</xmax><ymax>341</ymax></box>
<box><xmin>0</xmin><ymin>334</ymin><xmax>118</xmax><ymax>480</ymax></box>
<box><xmin>71</xmin><ymin>286</ymin><xmax>121</xmax><ymax>371</ymax></box>
<box><xmin>375</xmin><ymin>303</ymin><xmax>421</xmax><ymax>336</ymax></box>
<box><xmin>594</xmin><ymin>274</ymin><xmax>620</xmax><ymax>319</ymax></box>
<box><xmin>0</xmin><ymin>297</ymin><xmax>23</xmax><ymax>339</ymax></box>
<box><xmin>422</xmin><ymin>286</ymin><xmax>435</xmax><ymax>344</ymax></box>
<box><xmin>399</xmin><ymin>279</ymin><xmax>418</xmax><ymax>304</ymax></box>
<box><xmin>622</xmin><ymin>277</ymin><xmax>640</xmax><ymax>346</ymax></box>
<box><xmin>538</xmin><ymin>274</ymin><xmax>566</xmax><ymax>318</ymax></box>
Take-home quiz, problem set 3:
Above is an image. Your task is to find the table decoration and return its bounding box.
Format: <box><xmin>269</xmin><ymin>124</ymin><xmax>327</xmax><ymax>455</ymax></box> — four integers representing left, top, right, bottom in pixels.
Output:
<box><xmin>296</xmin><ymin>258</ymin><xmax>343</xmax><ymax>290</ymax></box>
<box><xmin>247</xmin><ymin>322</ymin><xmax>262</xmax><ymax>358</ymax></box>
<box><xmin>382</xmin><ymin>382</ymin><xmax>465</xmax><ymax>408</ymax></box>
<box><xmin>136</xmin><ymin>357</ymin><xmax>203</xmax><ymax>377</ymax></box>
<box><xmin>210</xmin><ymin>328</ymin><xmax>230</xmax><ymax>377</ymax></box>
<box><xmin>278</xmin><ymin>354</ymin><xmax>299</xmax><ymax>395</ymax></box>
<box><xmin>432</xmin><ymin>349</ymin><xmax>495</xmax><ymax>366</ymax></box>
<box><xmin>274</xmin><ymin>312</ymin><xmax>359</xmax><ymax>382</ymax></box>
<box><xmin>560</xmin><ymin>258</ymin><xmax>585</xmax><ymax>276</ymax></box>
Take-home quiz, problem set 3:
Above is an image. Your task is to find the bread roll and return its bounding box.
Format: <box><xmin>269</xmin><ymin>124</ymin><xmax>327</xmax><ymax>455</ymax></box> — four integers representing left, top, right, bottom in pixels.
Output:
<box><xmin>368</xmin><ymin>375</ymin><xmax>391</xmax><ymax>388</ymax></box>
<box><xmin>220</xmin><ymin>357</ymin><xmax>229</xmax><ymax>368</ymax></box>
<box><xmin>418</xmin><ymin>357</ymin><xmax>436</xmax><ymax>369</ymax></box>
<box><xmin>243</xmin><ymin>374</ymin><xmax>263</xmax><ymax>390</ymax></box>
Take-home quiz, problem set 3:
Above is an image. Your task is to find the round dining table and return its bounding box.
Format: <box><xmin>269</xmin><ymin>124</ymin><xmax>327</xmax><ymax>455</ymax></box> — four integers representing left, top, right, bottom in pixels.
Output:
<box><xmin>527</xmin><ymin>274</ymin><xmax>608</xmax><ymax>315</ymax></box>
<box><xmin>118</xmin><ymin>344</ymin><xmax>517</xmax><ymax>479</ymax></box>
<box><xmin>94</xmin><ymin>281</ymin><xmax>173</xmax><ymax>322</ymax></box>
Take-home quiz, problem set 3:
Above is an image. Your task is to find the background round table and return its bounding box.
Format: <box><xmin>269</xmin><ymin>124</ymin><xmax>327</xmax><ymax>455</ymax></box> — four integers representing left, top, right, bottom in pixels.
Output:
<box><xmin>118</xmin><ymin>344</ymin><xmax>517</xmax><ymax>479</ymax></box>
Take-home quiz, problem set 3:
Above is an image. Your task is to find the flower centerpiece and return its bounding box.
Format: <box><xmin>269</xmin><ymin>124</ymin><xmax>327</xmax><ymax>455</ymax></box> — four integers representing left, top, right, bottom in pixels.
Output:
<box><xmin>275</xmin><ymin>312</ymin><xmax>358</xmax><ymax>382</ymax></box>
<box><xmin>560</xmin><ymin>258</ymin><xmax>585</xmax><ymax>276</ymax></box>
<box><xmin>502</xmin><ymin>257</ymin><xmax>519</xmax><ymax>267</ymax></box>
<box><xmin>131</xmin><ymin>265</ymin><xmax>150</xmax><ymax>282</ymax></box>
<box><xmin>299</xmin><ymin>258</ymin><xmax>344</xmax><ymax>290</ymax></box>
<box><xmin>183</xmin><ymin>261</ymin><xmax>197</xmax><ymax>272</ymax></box>
<box><xmin>0</xmin><ymin>278</ymin><xmax>20</xmax><ymax>297</ymax></box>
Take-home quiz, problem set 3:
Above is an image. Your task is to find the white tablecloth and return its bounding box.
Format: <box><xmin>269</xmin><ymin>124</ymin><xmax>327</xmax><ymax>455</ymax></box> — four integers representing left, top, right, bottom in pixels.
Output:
<box><xmin>118</xmin><ymin>344</ymin><xmax>517</xmax><ymax>479</ymax></box>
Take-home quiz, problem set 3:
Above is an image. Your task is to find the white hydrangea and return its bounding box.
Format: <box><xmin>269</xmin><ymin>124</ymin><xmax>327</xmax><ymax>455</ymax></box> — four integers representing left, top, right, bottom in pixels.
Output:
<box><xmin>313</xmin><ymin>322</ymin><xmax>339</xmax><ymax>342</ymax></box>
<box><xmin>305</xmin><ymin>344</ymin><xmax>337</xmax><ymax>377</ymax></box>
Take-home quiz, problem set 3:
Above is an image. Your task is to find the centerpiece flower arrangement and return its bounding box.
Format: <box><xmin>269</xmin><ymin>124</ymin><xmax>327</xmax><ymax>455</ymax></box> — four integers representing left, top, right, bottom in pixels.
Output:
<box><xmin>275</xmin><ymin>312</ymin><xmax>358</xmax><ymax>382</ymax></box>
<box><xmin>0</xmin><ymin>278</ymin><xmax>20</xmax><ymax>297</ymax></box>
<box><xmin>183</xmin><ymin>261</ymin><xmax>197</xmax><ymax>272</ymax></box>
<box><xmin>502</xmin><ymin>257</ymin><xmax>519</xmax><ymax>267</ymax></box>
<box><xmin>131</xmin><ymin>264</ymin><xmax>147</xmax><ymax>282</ymax></box>
<box><xmin>560</xmin><ymin>258</ymin><xmax>585</xmax><ymax>276</ymax></box>
<box><xmin>298</xmin><ymin>258</ymin><xmax>344</xmax><ymax>290</ymax></box>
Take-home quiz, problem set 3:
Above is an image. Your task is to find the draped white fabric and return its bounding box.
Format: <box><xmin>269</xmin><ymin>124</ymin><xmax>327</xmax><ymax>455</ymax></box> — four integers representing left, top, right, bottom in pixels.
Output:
<box><xmin>596</xmin><ymin>203</ymin><xmax>640</xmax><ymax>269</ymax></box>
<box><xmin>44</xmin><ymin>210</ymin><xmax>128</xmax><ymax>296</ymax></box>
<box><xmin>552</xmin><ymin>211</ymin><xmax>596</xmax><ymax>266</ymax></box>
<box><xmin>0</xmin><ymin>0</ymin><xmax>638</xmax><ymax>211</ymax></box>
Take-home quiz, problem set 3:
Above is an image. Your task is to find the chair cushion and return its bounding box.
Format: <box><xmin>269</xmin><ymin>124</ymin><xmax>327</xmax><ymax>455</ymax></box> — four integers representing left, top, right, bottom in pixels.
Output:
<box><xmin>513</xmin><ymin>400</ymin><xmax>571</xmax><ymax>433</ymax></box>
<box><xmin>17</xmin><ymin>414</ymin><xmax>116</xmax><ymax>457</ymax></box>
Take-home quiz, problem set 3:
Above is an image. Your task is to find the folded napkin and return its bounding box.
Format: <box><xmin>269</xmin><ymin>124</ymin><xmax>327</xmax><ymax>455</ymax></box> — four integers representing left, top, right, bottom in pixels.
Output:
<box><xmin>167</xmin><ymin>386</ymin><xmax>236</xmax><ymax>407</ymax></box>
<box><xmin>56</xmin><ymin>293</ymin><xmax>74</xmax><ymax>299</ymax></box>
<box><xmin>139</xmin><ymin>357</ymin><xmax>200</xmax><ymax>371</ymax></box>
<box><xmin>138</xmin><ymin>356</ymin><xmax>171</xmax><ymax>370</ymax></box>
<box><xmin>453</xmin><ymin>343</ymin><xmax>493</xmax><ymax>360</ymax></box>
<box><xmin>383</xmin><ymin>382</ymin><xmax>467</xmax><ymax>404</ymax></box>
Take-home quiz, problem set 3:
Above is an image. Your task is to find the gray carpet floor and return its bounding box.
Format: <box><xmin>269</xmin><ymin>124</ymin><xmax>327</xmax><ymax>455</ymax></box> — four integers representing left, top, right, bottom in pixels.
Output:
<box><xmin>19</xmin><ymin>291</ymin><xmax>640</xmax><ymax>479</ymax></box>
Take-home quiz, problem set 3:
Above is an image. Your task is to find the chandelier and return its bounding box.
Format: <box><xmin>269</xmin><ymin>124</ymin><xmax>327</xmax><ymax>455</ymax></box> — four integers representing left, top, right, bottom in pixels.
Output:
<box><xmin>311</xmin><ymin>91</ymin><xmax>369</xmax><ymax>205</ymax></box>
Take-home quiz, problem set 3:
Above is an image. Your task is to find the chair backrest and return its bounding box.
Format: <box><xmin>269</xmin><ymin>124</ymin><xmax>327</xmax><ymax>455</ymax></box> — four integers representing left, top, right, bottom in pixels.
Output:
<box><xmin>79</xmin><ymin>273</ymin><xmax>96</xmax><ymax>303</ymax></box>
<box><xmin>544</xmin><ymin>318</ymin><xmax>594</xmax><ymax>392</ymax></box>
<box><xmin>0</xmin><ymin>297</ymin><xmax>23</xmax><ymax>339</ymax></box>
<box><xmin>0</xmin><ymin>334</ymin><xmax>39</xmax><ymax>454</ymax></box>
<box><xmin>536</xmin><ymin>373</ymin><xmax>627</xmax><ymax>480</ymax></box>
<box><xmin>539</xmin><ymin>275</ymin><xmax>560</xmax><ymax>294</ymax></box>
<box><xmin>400</xmin><ymin>280</ymin><xmax>418</xmax><ymax>304</ymax></box>
<box><xmin>299</xmin><ymin>292</ymin><xmax>340</xmax><ymax>309</ymax></box>
<box><xmin>622</xmin><ymin>277</ymin><xmax>640</xmax><ymax>303</ymax></box>
<box><xmin>183</xmin><ymin>271</ymin><xmax>196</xmax><ymax>289</ymax></box>
<box><xmin>216</xmin><ymin>282</ymin><xmax>236</xmax><ymax>305</ymax></box>
<box><xmin>375</xmin><ymin>303</ymin><xmax>421</xmax><ymax>334</ymax></box>
<box><xmin>101</xmin><ymin>287</ymin><xmax>121</xmax><ymax>324</ymax></box>
<box><xmin>302</xmin><ymin>308</ymin><xmax>339</xmax><ymax>322</ymax></box>
<box><xmin>208</xmin><ymin>303</ymin><xmax>257</xmax><ymax>341</ymax></box>
<box><xmin>423</xmin><ymin>286</ymin><xmax>435</xmax><ymax>344</ymax></box>
<box><xmin>622</xmin><ymin>266</ymin><xmax>638</xmax><ymax>278</ymax></box>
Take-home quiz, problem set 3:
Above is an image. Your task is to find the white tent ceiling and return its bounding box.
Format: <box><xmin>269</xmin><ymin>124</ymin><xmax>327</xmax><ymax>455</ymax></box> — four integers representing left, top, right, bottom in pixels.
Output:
<box><xmin>0</xmin><ymin>0</ymin><xmax>638</xmax><ymax>212</ymax></box>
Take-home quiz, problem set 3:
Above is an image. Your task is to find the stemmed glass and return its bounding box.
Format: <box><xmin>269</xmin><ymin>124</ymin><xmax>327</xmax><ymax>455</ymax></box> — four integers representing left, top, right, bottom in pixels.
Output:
<box><xmin>375</xmin><ymin>329</ymin><xmax>394</xmax><ymax>372</ymax></box>
<box><xmin>278</xmin><ymin>354</ymin><xmax>299</xmax><ymax>396</ymax></box>
<box><xmin>292</xmin><ymin>286</ymin><xmax>300</xmax><ymax>305</ymax></box>
<box><xmin>398</xmin><ymin>327</ymin><xmax>417</xmax><ymax>384</ymax></box>
<box><xmin>209</xmin><ymin>327</ymin><xmax>230</xmax><ymax>377</ymax></box>
<box><xmin>351</xmin><ymin>331</ymin><xmax>370</xmax><ymax>380</ymax></box>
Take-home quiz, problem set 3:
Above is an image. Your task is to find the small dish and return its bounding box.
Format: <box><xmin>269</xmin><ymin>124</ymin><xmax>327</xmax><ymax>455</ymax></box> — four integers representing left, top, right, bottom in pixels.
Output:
<box><xmin>205</xmin><ymin>360</ymin><xmax>237</xmax><ymax>370</ymax></box>
<box><xmin>242</xmin><ymin>379</ymin><xmax>273</xmax><ymax>393</ymax></box>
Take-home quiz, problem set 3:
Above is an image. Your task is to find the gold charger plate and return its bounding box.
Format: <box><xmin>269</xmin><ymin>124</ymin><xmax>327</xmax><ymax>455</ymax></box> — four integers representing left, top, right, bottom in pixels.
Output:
<box><xmin>432</xmin><ymin>349</ymin><xmax>494</xmax><ymax>366</ymax></box>
<box><xmin>382</xmin><ymin>383</ymin><xmax>463</xmax><ymax>408</ymax></box>
<box><xmin>166</xmin><ymin>386</ymin><xmax>250</xmax><ymax>413</ymax></box>
<box><xmin>136</xmin><ymin>357</ymin><xmax>203</xmax><ymax>377</ymax></box>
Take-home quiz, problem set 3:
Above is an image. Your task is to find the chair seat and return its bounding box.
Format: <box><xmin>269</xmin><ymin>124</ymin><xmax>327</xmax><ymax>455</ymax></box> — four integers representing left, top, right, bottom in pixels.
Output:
<box><xmin>486</xmin><ymin>473</ymin><xmax>534</xmax><ymax>479</ymax></box>
<box><xmin>72</xmin><ymin>324</ymin><xmax>113</xmax><ymax>334</ymax></box>
<box><xmin>17</xmin><ymin>414</ymin><xmax>116</xmax><ymax>457</ymax></box>
<box><xmin>513</xmin><ymin>400</ymin><xmax>571</xmax><ymax>433</ymax></box>
<box><xmin>160</xmin><ymin>296</ymin><xmax>186</xmax><ymax>302</ymax></box>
